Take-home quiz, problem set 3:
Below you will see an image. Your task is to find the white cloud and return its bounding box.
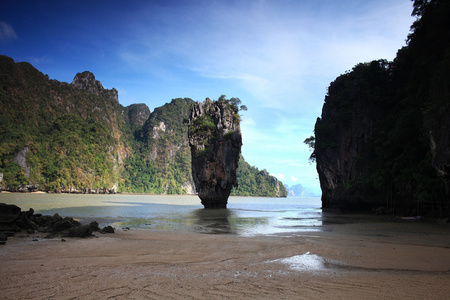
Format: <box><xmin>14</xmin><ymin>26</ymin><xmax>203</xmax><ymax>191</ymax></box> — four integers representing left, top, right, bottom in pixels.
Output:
<box><xmin>275</xmin><ymin>173</ymin><xmax>285</xmax><ymax>180</ymax></box>
<box><xmin>0</xmin><ymin>21</ymin><xmax>18</xmax><ymax>41</ymax></box>
<box><xmin>120</xmin><ymin>1</ymin><xmax>412</xmax><ymax>109</ymax></box>
<box><xmin>29</xmin><ymin>56</ymin><xmax>51</xmax><ymax>64</ymax></box>
<box><xmin>165</xmin><ymin>0</ymin><xmax>413</xmax><ymax>113</ymax></box>
<box><xmin>116</xmin><ymin>0</ymin><xmax>414</xmax><ymax>192</ymax></box>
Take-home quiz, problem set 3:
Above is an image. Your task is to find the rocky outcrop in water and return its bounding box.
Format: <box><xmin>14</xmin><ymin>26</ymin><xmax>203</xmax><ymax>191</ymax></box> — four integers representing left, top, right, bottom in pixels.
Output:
<box><xmin>188</xmin><ymin>98</ymin><xmax>242</xmax><ymax>208</ymax></box>
<box><xmin>0</xmin><ymin>203</ymin><xmax>114</xmax><ymax>244</ymax></box>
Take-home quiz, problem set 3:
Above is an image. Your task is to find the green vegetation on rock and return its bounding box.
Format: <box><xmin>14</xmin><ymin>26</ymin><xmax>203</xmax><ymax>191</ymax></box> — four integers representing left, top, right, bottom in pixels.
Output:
<box><xmin>0</xmin><ymin>58</ymin><xmax>286</xmax><ymax>197</ymax></box>
<box><xmin>119</xmin><ymin>98</ymin><xmax>195</xmax><ymax>194</ymax></box>
<box><xmin>232</xmin><ymin>155</ymin><xmax>288</xmax><ymax>197</ymax></box>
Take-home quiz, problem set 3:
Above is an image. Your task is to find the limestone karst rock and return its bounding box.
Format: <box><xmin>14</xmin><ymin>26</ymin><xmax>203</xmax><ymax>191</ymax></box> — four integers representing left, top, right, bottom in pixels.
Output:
<box><xmin>71</xmin><ymin>71</ymin><xmax>119</xmax><ymax>103</ymax></box>
<box><xmin>188</xmin><ymin>98</ymin><xmax>242</xmax><ymax>208</ymax></box>
<box><xmin>314</xmin><ymin>61</ymin><xmax>390</xmax><ymax>211</ymax></box>
<box><xmin>0</xmin><ymin>55</ymin><xmax>285</xmax><ymax>196</ymax></box>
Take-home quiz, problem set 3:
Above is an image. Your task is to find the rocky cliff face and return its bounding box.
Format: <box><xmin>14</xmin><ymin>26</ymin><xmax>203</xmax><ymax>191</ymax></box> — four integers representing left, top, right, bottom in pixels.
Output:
<box><xmin>312</xmin><ymin>0</ymin><xmax>450</xmax><ymax>216</ymax></box>
<box><xmin>188</xmin><ymin>98</ymin><xmax>242</xmax><ymax>208</ymax></box>
<box><xmin>124</xmin><ymin>103</ymin><xmax>151</xmax><ymax>130</ymax></box>
<box><xmin>133</xmin><ymin>98</ymin><xmax>195</xmax><ymax>194</ymax></box>
<box><xmin>427</xmin><ymin>59</ymin><xmax>450</xmax><ymax>193</ymax></box>
<box><xmin>428</xmin><ymin>102</ymin><xmax>450</xmax><ymax>194</ymax></box>
<box><xmin>314</xmin><ymin>61</ymin><xmax>391</xmax><ymax>211</ymax></box>
<box><xmin>413</xmin><ymin>0</ymin><xmax>450</xmax><ymax>205</ymax></box>
<box><xmin>13</xmin><ymin>147</ymin><xmax>31</xmax><ymax>178</ymax></box>
<box><xmin>0</xmin><ymin>56</ymin><xmax>133</xmax><ymax>192</ymax></box>
<box><xmin>0</xmin><ymin>55</ymin><xmax>286</xmax><ymax>197</ymax></box>
<box><xmin>71</xmin><ymin>71</ymin><xmax>118</xmax><ymax>103</ymax></box>
<box><xmin>314</xmin><ymin>36</ymin><xmax>450</xmax><ymax>216</ymax></box>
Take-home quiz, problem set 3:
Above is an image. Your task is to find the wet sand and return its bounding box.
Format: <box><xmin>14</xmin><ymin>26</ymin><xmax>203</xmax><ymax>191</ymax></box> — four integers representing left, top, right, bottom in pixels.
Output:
<box><xmin>1</xmin><ymin>218</ymin><xmax>449</xmax><ymax>299</ymax></box>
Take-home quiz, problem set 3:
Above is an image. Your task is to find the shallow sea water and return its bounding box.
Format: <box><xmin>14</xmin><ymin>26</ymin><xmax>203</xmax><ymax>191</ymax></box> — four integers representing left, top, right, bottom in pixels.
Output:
<box><xmin>269</xmin><ymin>252</ymin><xmax>326</xmax><ymax>271</ymax></box>
<box><xmin>0</xmin><ymin>193</ymin><xmax>322</xmax><ymax>237</ymax></box>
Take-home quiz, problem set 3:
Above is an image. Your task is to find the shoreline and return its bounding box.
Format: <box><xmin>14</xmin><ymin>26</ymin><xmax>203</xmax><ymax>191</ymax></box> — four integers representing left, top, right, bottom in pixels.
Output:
<box><xmin>1</xmin><ymin>219</ymin><xmax>449</xmax><ymax>299</ymax></box>
<box><xmin>0</xmin><ymin>190</ymin><xmax>292</xmax><ymax>199</ymax></box>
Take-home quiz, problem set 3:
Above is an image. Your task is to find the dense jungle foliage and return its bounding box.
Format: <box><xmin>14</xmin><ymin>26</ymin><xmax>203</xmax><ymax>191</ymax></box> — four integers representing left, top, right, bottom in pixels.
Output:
<box><xmin>0</xmin><ymin>57</ymin><xmax>287</xmax><ymax>197</ymax></box>
<box><xmin>309</xmin><ymin>0</ymin><xmax>450</xmax><ymax>214</ymax></box>
<box><xmin>231</xmin><ymin>156</ymin><xmax>287</xmax><ymax>197</ymax></box>
<box><xmin>119</xmin><ymin>98</ymin><xmax>195</xmax><ymax>194</ymax></box>
<box><xmin>0</xmin><ymin>56</ymin><xmax>125</xmax><ymax>191</ymax></box>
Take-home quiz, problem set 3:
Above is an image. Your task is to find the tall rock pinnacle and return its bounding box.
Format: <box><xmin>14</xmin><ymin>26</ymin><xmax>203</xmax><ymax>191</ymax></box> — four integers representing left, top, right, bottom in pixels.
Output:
<box><xmin>188</xmin><ymin>97</ymin><xmax>243</xmax><ymax>208</ymax></box>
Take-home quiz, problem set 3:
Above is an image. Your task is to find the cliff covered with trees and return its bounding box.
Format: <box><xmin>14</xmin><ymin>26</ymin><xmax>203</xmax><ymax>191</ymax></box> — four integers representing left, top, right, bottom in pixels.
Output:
<box><xmin>0</xmin><ymin>55</ymin><xmax>287</xmax><ymax>197</ymax></box>
<box><xmin>308</xmin><ymin>0</ymin><xmax>450</xmax><ymax>216</ymax></box>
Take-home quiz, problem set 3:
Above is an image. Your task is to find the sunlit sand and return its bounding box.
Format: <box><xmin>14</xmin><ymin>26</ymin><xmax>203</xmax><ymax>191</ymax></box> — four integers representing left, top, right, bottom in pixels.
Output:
<box><xmin>1</xmin><ymin>214</ymin><xmax>449</xmax><ymax>299</ymax></box>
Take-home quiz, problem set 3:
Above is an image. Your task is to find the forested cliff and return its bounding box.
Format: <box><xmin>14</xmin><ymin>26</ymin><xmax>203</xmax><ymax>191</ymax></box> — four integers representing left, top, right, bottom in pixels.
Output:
<box><xmin>0</xmin><ymin>55</ymin><xmax>287</xmax><ymax>197</ymax></box>
<box><xmin>309</xmin><ymin>0</ymin><xmax>450</xmax><ymax>216</ymax></box>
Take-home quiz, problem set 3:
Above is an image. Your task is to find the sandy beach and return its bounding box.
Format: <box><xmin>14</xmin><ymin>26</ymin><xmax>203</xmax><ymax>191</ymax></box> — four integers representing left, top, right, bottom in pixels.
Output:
<box><xmin>1</xmin><ymin>217</ymin><xmax>449</xmax><ymax>299</ymax></box>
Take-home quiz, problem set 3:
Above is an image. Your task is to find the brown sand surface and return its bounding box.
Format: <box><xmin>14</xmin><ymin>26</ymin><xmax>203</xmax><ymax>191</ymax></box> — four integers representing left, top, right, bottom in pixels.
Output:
<box><xmin>1</xmin><ymin>218</ymin><xmax>449</xmax><ymax>299</ymax></box>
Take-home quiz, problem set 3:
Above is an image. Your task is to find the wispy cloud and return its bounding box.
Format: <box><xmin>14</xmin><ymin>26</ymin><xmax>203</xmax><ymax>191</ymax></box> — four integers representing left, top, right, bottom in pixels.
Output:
<box><xmin>0</xmin><ymin>21</ymin><xmax>18</xmax><ymax>42</ymax></box>
<box><xmin>28</xmin><ymin>56</ymin><xmax>51</xmax><ymax>64</ymax></box>
<box><xmin>141</xmin><ymin>0</ymin><xmax>414</xmax><ymax>112</ymax></box>
<box><xmin>275</xmin><ymin>173</ymin><xmax>286</xmax><ymax>180</ymax></box>
<box><xmin>116</xmin><ymin>0</ymin><xmax>414</xmax><ymax>188</ymax></box>
<box><xmin>119</xmin><ymin>1</ymin><xmax>412</xmax><ymax>106</ymax></box>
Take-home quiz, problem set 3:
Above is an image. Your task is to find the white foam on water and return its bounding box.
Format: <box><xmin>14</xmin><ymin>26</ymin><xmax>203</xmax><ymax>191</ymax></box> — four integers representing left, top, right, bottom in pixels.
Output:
<box><xmin>272</xmin><ymin>252</ymin><xmax>326</xmax><ymax>271</ymax></box>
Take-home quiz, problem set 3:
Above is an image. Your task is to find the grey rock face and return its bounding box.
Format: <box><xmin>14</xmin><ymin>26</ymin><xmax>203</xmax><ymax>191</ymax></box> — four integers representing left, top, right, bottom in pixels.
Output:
<box><xmin>13</xmin><ymin>147</ymin><xmax>31</xmax><ymax>178</ymax></box>
<box><xmin>188</xmin><ymin>98</ymin><xmax>242</xmax><ymax>208</ymax></box>
<box><xmin>125</xmin><ymin>103</ymin><xmax>151</xmax><ymax>130</ymax></box>
<box><xmin>71</xmin><ymin>71</ymin><xmax>118</xmax><ymax>103</ymax></box>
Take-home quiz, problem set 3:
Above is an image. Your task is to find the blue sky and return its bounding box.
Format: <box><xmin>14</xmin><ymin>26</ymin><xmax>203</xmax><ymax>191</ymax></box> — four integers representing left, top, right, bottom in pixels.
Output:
<box><xmin>1</xmin><ymin>0</ymin><xmax>414</xmax><ymax>194</ymax></box>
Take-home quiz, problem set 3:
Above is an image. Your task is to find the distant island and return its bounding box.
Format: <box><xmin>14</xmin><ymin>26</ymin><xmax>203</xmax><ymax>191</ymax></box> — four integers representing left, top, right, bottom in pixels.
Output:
<box><xmin>284</xmin><ymin>184</ymin><xmax>319</xmax><ymax>198</ymax></box>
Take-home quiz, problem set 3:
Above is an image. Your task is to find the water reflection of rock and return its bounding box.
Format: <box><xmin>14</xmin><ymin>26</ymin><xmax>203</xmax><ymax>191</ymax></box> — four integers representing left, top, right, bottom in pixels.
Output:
<box><xmin>192</xmin><ymin>209</ymin><xmax>233</xmax><ymax>234</ymax></box>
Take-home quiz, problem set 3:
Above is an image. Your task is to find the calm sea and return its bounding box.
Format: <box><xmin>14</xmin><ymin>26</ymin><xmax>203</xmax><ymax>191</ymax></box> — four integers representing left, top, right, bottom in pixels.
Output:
<box><xmin>0</xmin><ymin>193</ymin><xmax>322</xmax><ymax>237</ymax></box>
